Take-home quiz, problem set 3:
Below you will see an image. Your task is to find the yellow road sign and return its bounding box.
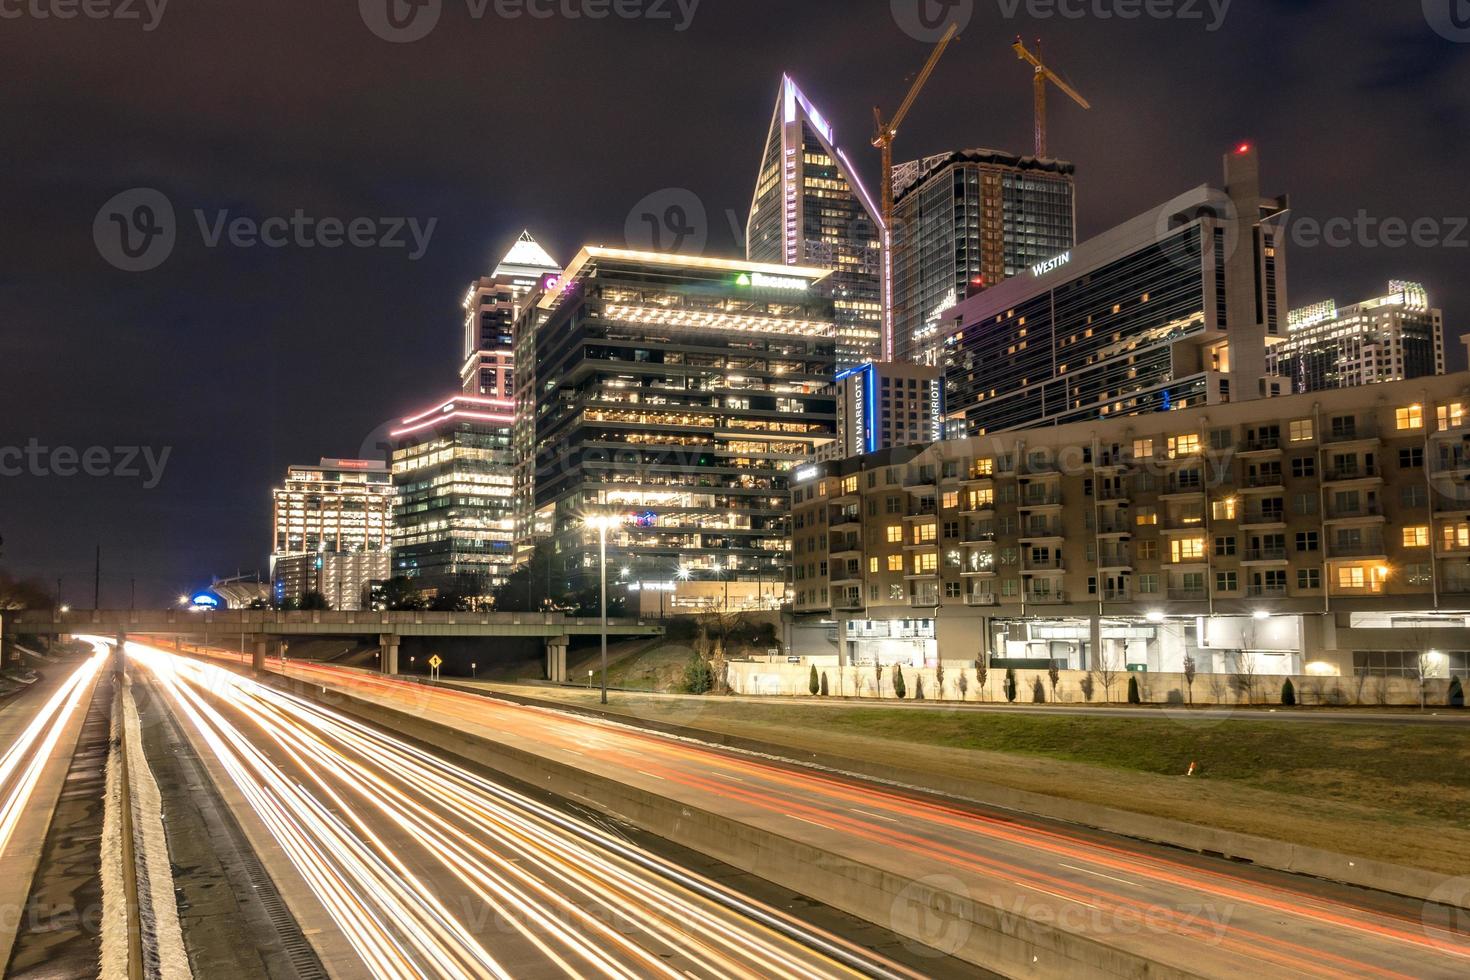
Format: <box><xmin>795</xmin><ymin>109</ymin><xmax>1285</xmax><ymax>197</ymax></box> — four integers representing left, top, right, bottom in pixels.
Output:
<box><xmin>428</xmin><ymin>655</ymin><xmax>443</xmax><ymax>670</ymax></box>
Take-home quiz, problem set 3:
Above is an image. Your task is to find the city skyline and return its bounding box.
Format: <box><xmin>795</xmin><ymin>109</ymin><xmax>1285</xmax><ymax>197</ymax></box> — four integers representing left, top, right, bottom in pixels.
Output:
<box><xmin>3</xmin><ymin>1</ymin><xmax>1467</xmax><ymax>602</ymax></box>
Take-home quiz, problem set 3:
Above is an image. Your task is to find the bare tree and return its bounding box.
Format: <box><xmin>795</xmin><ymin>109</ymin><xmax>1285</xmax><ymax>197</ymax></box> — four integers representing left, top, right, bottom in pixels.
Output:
<box><xmin>1230</xmin><ymin>649</ymin><xmax>1259</xmax><ymax>705</ymax></box>
<box><xmin>1182</xmin><ymin>654</ymin><xmax>1197</xmax><ymax>705</ymax></box>
<box><xmin>874</xmin><ymin>662</ymin><xmax>885</xmax><ymax>700</ymax></box>
<box><xmin>1047</xmin><ymin>663</ymin><xmax>1061</xmax><ymax>703</ymax></box>
<box><xmin>957</xmin><ymin>669</ymin><xmax>970</xmax><ymax>701</ymax></box>
<box><xmin>1093</xmin><ymin>646</ymin><xmax>1120</xmax><ymax>703</ymax></box>
<box><xmin>935</xmin><ymin>662</ymin><xmax>946</xmax><ymax>700</ymax></box>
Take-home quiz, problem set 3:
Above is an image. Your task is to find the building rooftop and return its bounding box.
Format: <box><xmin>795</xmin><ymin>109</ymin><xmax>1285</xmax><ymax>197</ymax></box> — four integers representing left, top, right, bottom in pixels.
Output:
<box><xmin>893</xmin><ymin>148</ymin><xmax>1077</xmax><ymax>201</ymax></box>
<box><xmin>492</xmin><ymin>230</ymin><xmax>560</xmax><ymax>279</ymax></box>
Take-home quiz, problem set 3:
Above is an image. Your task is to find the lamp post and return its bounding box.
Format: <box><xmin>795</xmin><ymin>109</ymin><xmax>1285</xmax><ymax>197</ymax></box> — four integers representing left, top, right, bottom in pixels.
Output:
<box><xmin>585</xmin><ymin>513</ymin><xmax>625</xmax><ymax>705</ymax></box>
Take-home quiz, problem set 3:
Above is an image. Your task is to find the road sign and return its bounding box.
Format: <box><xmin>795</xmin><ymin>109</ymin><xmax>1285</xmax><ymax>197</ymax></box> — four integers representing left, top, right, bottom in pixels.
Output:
<box><xmin>428</xmin><ymin>655</ymin><xmax>443</xmax><ymax>670</ymax></box>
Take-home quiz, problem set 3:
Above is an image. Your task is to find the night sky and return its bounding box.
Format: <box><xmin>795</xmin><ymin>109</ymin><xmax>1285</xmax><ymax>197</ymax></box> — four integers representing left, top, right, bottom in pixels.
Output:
<box><xmin>2</xmin><ymin>0</ymin><xmax>1465</xmax><ymax>605</ymax></box>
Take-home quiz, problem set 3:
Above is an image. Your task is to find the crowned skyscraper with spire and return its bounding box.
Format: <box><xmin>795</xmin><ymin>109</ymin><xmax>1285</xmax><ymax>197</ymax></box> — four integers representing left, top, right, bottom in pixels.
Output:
<box><xmin>460</xmin><ymin>230</ymin><xmax>561</xmax><ymax>398</ymax></box>
<box><xmin>747</xmin><ymin>76</ymin><xmax>883</xmax><ymax>371</ymax></box>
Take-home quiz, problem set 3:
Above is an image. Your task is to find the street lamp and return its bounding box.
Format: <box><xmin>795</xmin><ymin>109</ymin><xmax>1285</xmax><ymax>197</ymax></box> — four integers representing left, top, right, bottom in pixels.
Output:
<box><xmin>584</xmin><ymin>513</ymin><xmax>626</xmax><ymax>705</ymax></box>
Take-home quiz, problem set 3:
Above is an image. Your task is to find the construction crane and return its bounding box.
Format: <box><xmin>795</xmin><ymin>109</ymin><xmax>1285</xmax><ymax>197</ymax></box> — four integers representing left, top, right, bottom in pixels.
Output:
<box><xmin>873</xmin><ymin>20</ymin><xmax>959</xmax><ymax>363</ymax></box>
<box><xmin>1012</xmin><ymin>36</ymin><xmax>1091</xmax><ymax>159</ymax></box>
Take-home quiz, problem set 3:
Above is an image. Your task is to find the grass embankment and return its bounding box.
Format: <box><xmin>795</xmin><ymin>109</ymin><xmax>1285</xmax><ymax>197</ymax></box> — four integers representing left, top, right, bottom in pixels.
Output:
<box><xmin>486</xmin><ymin>686</ymin><xmax>1470</xmax><ymax>875</ymax></box>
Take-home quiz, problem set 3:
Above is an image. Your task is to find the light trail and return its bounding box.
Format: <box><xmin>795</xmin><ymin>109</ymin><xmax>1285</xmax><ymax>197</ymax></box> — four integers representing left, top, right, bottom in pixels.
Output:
<box><xmin>127</xmin><ymin>643</ymin><xmax>928</xmax><ymax>980</ymax></box>
<box><xmin>0</xmin><ymin>645</ymin><xmax>105</xmax><ymax>860</ymax></box>
<box><xmin>269</xmin><ymin>660</ymin><xmax>1470</xmax><ymax>979</ymax></box>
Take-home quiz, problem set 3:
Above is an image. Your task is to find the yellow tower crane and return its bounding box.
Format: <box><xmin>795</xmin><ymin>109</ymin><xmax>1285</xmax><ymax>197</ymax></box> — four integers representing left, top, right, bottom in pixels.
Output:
<box><xmin>873</xmin><ymin>21</ymin><xmax>959</xmax><ymax>362</ymax></box>
<box><xmin>1012</xmin><ymin>36</ymin><xmax>1092</xmax><ymax>159</ymax></box>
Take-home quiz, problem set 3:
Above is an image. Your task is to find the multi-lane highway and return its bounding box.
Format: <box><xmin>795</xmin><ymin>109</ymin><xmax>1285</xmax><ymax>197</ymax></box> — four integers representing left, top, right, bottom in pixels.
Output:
<box><xmin>263</xmin><ymin>658</ymin><xmax>1470</xmax><ymax>979</ymax></box>
<box><xmin>123</xmin><ymin>641</ymin><xmax>951</xmax><ymax>979</ymax></box>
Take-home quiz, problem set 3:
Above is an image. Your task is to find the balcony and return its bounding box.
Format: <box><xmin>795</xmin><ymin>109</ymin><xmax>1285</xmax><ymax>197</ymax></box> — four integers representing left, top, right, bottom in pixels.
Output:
<box><xmin>1022</xmin><ymin>557</ymin><xmax>1066</xmax><ymax>572</ymax></box>
<box><xmin>1242</xmin><ymin>471</ymin><xmax>1286</xmax><ymax>490</ymax></box>
<box><xmin>1020</xmin><ymin>523</ymin><xmax>1064</xmax><ymax>540</ymax></box>
<box><xmin>830</xmin><ymin>537</ymin><xmax>862</xmax><ymax>558</ymax></box>
<box><xmin>1323</xmin><ymin>422</ymin><xmax>1379</xmax><ymax>445</ymax></box>
<box><xmin>960</xmin><ymin>531</ymin><xmax>997</xmax><ymax>545</ymax></box>
<box><xmin>1323</xmin><ymin>464</ymin><xmax>1381</xmax><ymax>484</ymax></box>
<box><xmin>1240</xmin><ymin>509</ymin><xmax>1287</xmax><ymax>528</ymax></box>
<box><xmin>1324</xmin><ymin>502</ymin><xmax>1384</xmax><ymax>522</ymax></box>
<box><xmin>829</xmin><ymin>508</ymin><xmax>862</xmax><ymax>531</ymax></box>
<box><xmin>1024</xmin><ymin>591</ymin><xmax>1068</xmax><ymax>605</ymax></box>
<box><xmin>1162</xmin><ymin>478</ymin><xmax>1206</xmax><ymax>497</ymax></box>
<box><xmin>1097</xmin><ymin>486</ymin><xmax>1130</xmax><ymax>502</ymax></box>
<box><xmin>1102</xmin><ymin>589</ymin><xmax>1131</xmax><ymax>602</ymax></box>
<box><xmin>1098</xmin><ymin>550</ymin><xmax>1133</xmax><ymax>569</ymax></box>
<box><xmin>1167</xmin><ymin>588</ymin><xmax>1208</xmax><ymax>601</ymax></box>
<box><xmin>965</xmin><ymin>593</ymin><xmax>1000</xmax><ymax>607</ymax></box>
<box><xmin>1246</xmin><ymin>584</ymin><xmax>1289</xmax><ymax>598</ymax></box>
<box><xmin>1019</xmin><ymin>491</ymin><xmax>1063</xmax><ymax>509</ymax></box>
<box><xmin>909</xmin><ymin>595</ymin><xmax>941</xmax><ymax>608</ymax></box>
<box><xmin>1243</xmin><ymin>547</ymin><xmax>1288</xmax><ymax>563</ymax></box>
<box><xmin>1241</xmin><ymin>436</ymin><xmax>1283</xmax><ymax>454</ymax></box>
<box><xmin>1327</xmin><ymin>539</ymin><xmax>1388</xmax><ymax>560</ymax></box>
<box><xmin>834</xmin><ymin>589</ymin><xmax>864</xmax><ymax>610</ymax></box>
<box><xmin>1441</xmin><ymin>578</ymin><xmax>1470</xmax><ymax>595</ymax></box>
<box><xmin>1098</xmin><ymin>519</ymin><xmax>1134</xmax><ymax>536</ymax></box>
<box><xmin>1433</xmin><ymin>456</ymin><xmax>1470</xmax><ymax>475</ymax></box>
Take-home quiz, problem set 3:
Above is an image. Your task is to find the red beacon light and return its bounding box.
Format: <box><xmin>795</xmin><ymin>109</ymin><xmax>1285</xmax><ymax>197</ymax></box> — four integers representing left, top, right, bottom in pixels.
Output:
<box><xmin>1235</xmin><ymin>142</ymin><xmax>1253</xmax><ymax>155</ymax></box>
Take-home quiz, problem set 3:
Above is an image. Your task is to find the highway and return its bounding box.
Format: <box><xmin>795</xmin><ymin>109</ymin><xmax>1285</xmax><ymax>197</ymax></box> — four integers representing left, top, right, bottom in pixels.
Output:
<box><xmin>123</xmin><ymin>641</ymin><xmax>948</xmax><ymax>979</ymax></box>
<box><xmin>266</xmin><ymin>658</ymin><xmax>1470</xmax><ymax>979</ymax></box>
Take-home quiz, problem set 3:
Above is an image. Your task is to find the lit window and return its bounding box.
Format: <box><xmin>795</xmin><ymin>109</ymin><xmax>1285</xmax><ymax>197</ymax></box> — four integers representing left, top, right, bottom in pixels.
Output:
<box><xmin>942</xmin><ymin>491</ymin><xmax>959</xmax><ymax>510</ymax></box>
<box><xmin>1445</xmin><ymin>523</ymin><xmax>1470</xmax><ymax>550</ymax></box>
<box><xmin>913</xmin><ymin>523</ymin><xmax>937</xmax><ymax>544</ymax></box>
<box><xmin>1396</xmin><ymin>405</ymin><xmax>1424</xmax><ymax>430</ymax></box>
<box><xmin>1168</xmin><ymin>434</ymin><xmax>1201</xmax><ymax>458</ymax></box>
<box><xmin>886</xmin><ymin>525</ymin><xmax>903</xmax><ymax>543</ymax></box>
<box><xmin>1337</xmin><ymin>566</ymin><xmax>1366</xmax><ymax>590</ymax></box>
<box><xmin>912</xmin><ymin>553</ymin><xmax>938</xmax><ymax>575</ymax></box>
<box><xmin>868</xmin><ymin>557</ymin><xmax>879</xmax><ymax>574</ymax></box>
<box><xmin>1132</xmin><ymin>439</ymin><xmax>1154</xmax><ymax>460</ymax></box>
<box><xmin>1289</xmin><ymin>419</ymin><xmax>1314</xmax><ymax>442</ymax></box>
<box><xmin>1136</xmin><ymin>507</ymin><xmax>1158</xmax><ymax>526</ymax></box>
<box><xmin>1212</xmin><ymin>498</ymin><xmax>1237</xmax><ymax>521</ymax></box>
<box><xmin>842</xmin><ymin>476</ymin><xmax>859</xmax><ymax>494</ymax></box>
<box><xmin>1172</xmin><ymin>537</ymin><xmax>1206</xmax><ymax>562</ymax></box>
<box><xmin>973</xmin><ymin>458</ymin><xmax>994</xmax><ymax>477</ymax></box>
<box><xmin>1438</xmin><ymin>403</ymin><xmax>1466</xmax><ymax>430</ymax></box>
<box><xmin>887</xmin><ymin>554</ymin><xmax>904</xmax><ymax>572</ymax></box>
<box><xmin>1403</xmin><ymin>526</ymin><xmax>1429</xmax><ymax>548</ymax></box>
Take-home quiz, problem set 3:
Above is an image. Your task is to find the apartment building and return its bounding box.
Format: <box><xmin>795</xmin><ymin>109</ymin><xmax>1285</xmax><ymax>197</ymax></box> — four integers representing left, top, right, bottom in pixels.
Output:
<box><xmin>790</xmin><ymin>373</ymin><xmax>1470</xmax><ymax>678</ymax></box>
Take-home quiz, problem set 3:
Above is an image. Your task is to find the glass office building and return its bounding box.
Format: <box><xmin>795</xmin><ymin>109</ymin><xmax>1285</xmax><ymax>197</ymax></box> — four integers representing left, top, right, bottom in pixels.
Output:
<box><xmin>1273</xmin><ymin>281</ymin><xmax>1445</xmax><ymax>393</ymax></box>
<box><xmin>935</xmin><ymin>146</ymin><xmax>1290</xmax><ymax>435</ymax></box>
<box><xmin>891</xmin><ymin>150</ymin><xmax>1077</xmax><ymax>364</ymax></box>
<box><xmin>748</xmin><ymin>75</ymin><xmax>883</xmax><ymax>371</ymax></box>
<box><xmin>523</xmin><ymin>248</ymin><xmax>839</xmax><ymax>592</ymax></box>
<box><xmin>388</xmin><ymin>396</ymin><xmax>517</xmax><ymax>601</ymax></box>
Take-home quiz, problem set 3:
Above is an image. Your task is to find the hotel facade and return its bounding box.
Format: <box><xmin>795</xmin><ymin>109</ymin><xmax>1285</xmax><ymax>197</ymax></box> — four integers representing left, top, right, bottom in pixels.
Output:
<box><xmin>791</xmin><ymin>373</ymin><xmax>1470</xmax><ymax>680</ymax></box>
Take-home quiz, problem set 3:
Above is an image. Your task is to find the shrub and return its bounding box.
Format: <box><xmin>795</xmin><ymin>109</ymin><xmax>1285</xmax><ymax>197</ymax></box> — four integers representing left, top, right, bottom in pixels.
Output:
<box><xmin>914</xmin><ymin>676</ymin><xmax>926</xmax><ymax>700</ymax></box>
<box><xmin>1281</xmin><ymin>678</ymin><xmax>1297</xmax><ymax>707</ymax></box>
<box><xmin>1127</xmin><ymin>675</ymin><xmax>1141</xmax><ymax>704</ymax></box>
<box><xmin>1003</xmin><ymin>668</ymin><xmax>1017</xmax><ymax>703</ymax></box>
<box><xmin>819</xmin><ymin>672</ymin><xmax>829</xmax><ymax>697</ymax></box>
<box><xmin>682</xmin><ymin>654</ymin><xmax>713</xmax><ymax>694</ymax></box>
<box><xmin>1031</xmin><ymin>677</ymin><xmax>1046</xmax><ymax>703</ymax></box>
<box><xmin>893</xmin><ymin>666</ymin><xmax>908</xmax><ymax>700</ymax></box>
<box><xmin>1450</xmin><ymin>676</ymin><xmax>1465</xmax><ymax>709</ymax></box>
<box><xmin>808</xmin><ymin>664</ymin><xmax>820</xmax><ymax>696</ymax></box>
<box><xmin>1080</xmin><ymin>675</ymin><xmax>1095</xmax><ymax>702</ymax></box>
<box><xmin>957</xmin><ymin>670</ymin><xmax>969</xmax><ymax>699</ymax></box>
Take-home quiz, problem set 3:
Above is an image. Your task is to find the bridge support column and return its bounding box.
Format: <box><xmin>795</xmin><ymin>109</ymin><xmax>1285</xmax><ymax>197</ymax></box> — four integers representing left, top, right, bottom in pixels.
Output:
<box><xmin>114</xmin><ymin>631</ymin><xmax>128</xmax><ymax>676</ymax></box>
<box><xmin>545</xmin><ymin>638</ymin><xmax>568</xmax><ymax>684</ymax></box>
<box><xmin>252</xmin><ymin>639</ymin><xmax>267</xmax><ymax>673</ymax></box>
<box><xmin>380</xmin><ymin>634</ymin><xmax>400</xmax><ymax>675</ymax></box>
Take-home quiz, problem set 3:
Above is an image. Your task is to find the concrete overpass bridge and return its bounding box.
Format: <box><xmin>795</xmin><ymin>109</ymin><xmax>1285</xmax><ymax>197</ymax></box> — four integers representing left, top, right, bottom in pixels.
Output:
<box><xmin>1</xmin><ymin>609</ymin><xmax>664</xmax><ymax>679</ymax></box>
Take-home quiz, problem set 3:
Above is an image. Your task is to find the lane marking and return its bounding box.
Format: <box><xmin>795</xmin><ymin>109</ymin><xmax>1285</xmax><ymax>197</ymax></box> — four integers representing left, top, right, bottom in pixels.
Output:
<box><xmin>1059</xmin><ymin>862</ymin><xmax>1141</xmax><ymax>888</ymax></box>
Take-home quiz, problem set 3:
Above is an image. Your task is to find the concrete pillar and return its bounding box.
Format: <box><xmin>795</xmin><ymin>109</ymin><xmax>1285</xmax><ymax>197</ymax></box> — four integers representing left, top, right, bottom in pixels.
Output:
<box><xmin>252</xmin><ymin>639</ymin><xmax>267</xmax><ymax>673</ymax></box>
<box><xmin>114</xmin><ymin>630</ymin><xmax>128</xmax><ymax>676</ymax></box>
<box><xmin>379</xmin><ymin>634</ymin><xmax>400</xmax><ymax>675</ymax></box>
<box><xmin>545</xmin><ymin>638</ymin><xmax>568</xmax><ymax>684</ymax></box>
<box><xmin>1089</xmin><ymin>615</ymin><xmax>1103</xmax><ymax>672</ymax></box>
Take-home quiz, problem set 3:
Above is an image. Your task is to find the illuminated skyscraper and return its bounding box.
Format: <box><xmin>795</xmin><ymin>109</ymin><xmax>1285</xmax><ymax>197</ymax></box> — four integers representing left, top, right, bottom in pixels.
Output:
<box><xmin>523</xmin><ymin>248</ymin><xmax>838</xmax><ymax>598</ymax></box>
<box><xmin>1272</xmin><ymin>281</ymin><xmax>1445</xmax><ymax>393</ymax></box>
<box><xmin>388</xmin><ymin>396</ymin><xmax>517</xmax><ymax>602</ymax></box>
<box><xmin>891</xmin><ymin>149</ymin><xmax>1077</xmax><ymax>363</ymax></box>
<box><xmin>748</xmin><ymin>76</ymin><xmax>883</xmax><ymax>371</ymax></box>
<box><xmin>460</xmin><ymin>230</ymin><xmax>560</xmax><ymax>398</ymax></box>
<box><xmin>269</xmin><ymin>458</ymin><xmax>394</xmax><ymax>609</ymax></box>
